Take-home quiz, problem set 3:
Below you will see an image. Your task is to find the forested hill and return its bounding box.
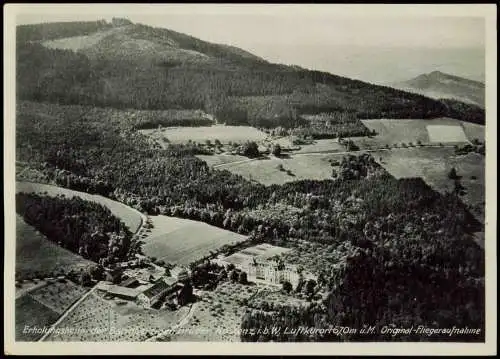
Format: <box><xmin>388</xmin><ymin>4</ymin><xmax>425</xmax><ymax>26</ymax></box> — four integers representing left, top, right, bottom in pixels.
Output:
<box><xmin>16</xmin><ymin>19</ymin><xmax>485</xmax><ymax>126</ymax></box>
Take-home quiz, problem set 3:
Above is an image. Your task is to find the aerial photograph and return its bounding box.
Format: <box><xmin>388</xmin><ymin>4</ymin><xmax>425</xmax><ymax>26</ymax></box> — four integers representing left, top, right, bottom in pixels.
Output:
<box><xmin>8</xmin><ymin>5</ymin><xmax>493</xmax><ymax>351</ymax></box>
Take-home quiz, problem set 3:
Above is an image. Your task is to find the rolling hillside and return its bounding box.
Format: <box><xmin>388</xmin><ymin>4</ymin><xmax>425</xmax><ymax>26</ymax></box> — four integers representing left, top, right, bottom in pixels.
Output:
<box><xmin>391</xmin><ymin>71</ymin><xmax>485</xmax><ymax>108</ymax></box>
<box><xmin>16</xmin><ymin>19</ymin><xmax>484</xmax><ymax>125</ymax></box>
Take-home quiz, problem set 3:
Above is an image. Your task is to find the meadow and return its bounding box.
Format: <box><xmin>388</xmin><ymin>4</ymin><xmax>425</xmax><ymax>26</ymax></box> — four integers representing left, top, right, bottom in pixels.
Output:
<box><xmin>196</xmin><ymin>154</ymin><xmax>249</xmax><ymax>167</ymax></box>
<box><xmin>142</xmin><ymin>215</ymin><xmax>248</xmax><ymax>266</ymax></box>
<box><xmin>216</xmin><ymin>153</ymin><xmax>340</xmax><ymax>186</ymax></box>
<box><xmin>461</xmin><ymin>121</ymin><xmax>486</xmax><ymax>142</ymax></box>
<box><xmin>355</xmin><ymin>118</ymin><xmax>473</xmax><ymax>149</ymax></box>
<box><xmin>16</xmin><ymin>215</ymin><xmax>93</xmax><ymax>279</ymax></box>
<box><xmin>376</xmin><ymin>147</ymin><xmax>485</xmax><ymax>223</ymax></box>
<box><xmin>292</xmin><ymin>139</ymin><xmax>345</xmax><ymax>154</ymax></box>
<box><xmin>140</xmin><ymin>125</ymin><xmax>268</xmax><ymax>144</ymax></box>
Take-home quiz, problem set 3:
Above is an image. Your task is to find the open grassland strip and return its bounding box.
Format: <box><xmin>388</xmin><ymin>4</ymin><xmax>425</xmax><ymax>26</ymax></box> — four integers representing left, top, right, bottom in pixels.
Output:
<box><xmin>16</xmin><ymin>180</ymin><xmax>146</xmax><ymax>235</ymax></box>
<box><xmin>38</xmin><ymin>287</ymin><xmax>96</xmax><ymax>342</ymax></box>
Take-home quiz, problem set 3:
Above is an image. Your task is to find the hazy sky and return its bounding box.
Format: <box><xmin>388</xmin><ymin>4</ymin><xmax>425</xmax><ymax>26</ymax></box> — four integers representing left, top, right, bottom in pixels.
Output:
<box><xmin>16</xmin><ymin>5</ymin><xmax>487</xmax><ymax>83</ymax></box>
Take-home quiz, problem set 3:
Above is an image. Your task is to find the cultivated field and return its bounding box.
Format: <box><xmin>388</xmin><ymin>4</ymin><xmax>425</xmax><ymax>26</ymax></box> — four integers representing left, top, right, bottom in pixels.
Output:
<box><xmin>16</xmin><ymin>181</ymin><xmax>143</xmax><ymax>233</ymax></box>
<box><xmin>375</xmin><ymin>147</ymin><xmax>485</xmax><ymax>223</ymax></box>
<box><xmin>355</xmin><ymin>118</ymin><xmax>472</xmax><ymax>149</ymax></box>
<box><xmin>140</xmin><ymin>125</ymin><xmax>268</xmax><ymax>144</ymax></box>
<box><xmin>427</xmin><ymin>125</ymin><xmax>469</xmax><ymax>143</ymax></box>
<box><xmin>16</xmin><ymin>215</ymin><xmax>93</xmax><ymax>279</ymax></box>
<box><xmin>216</xmin><ymin>153</ymin><xmax>338</xmax><ymax>186</ymax></box>
<box><xmin>16</xmin><ymin>279</ymin><xmax>90</xmax><ymax>341</ymax></box>
<box><xmin>169</xmin><ymin>282</ymin><xmax>260</xmax><ymax>342</ymax></box>
<box><xmin>196</xmin><ymin>154</ymin><xmax>249</xmax><ymax>167</ymax></box>
<box><xmin>45</xmin><ymin>291</ymin><xmax>188</xmax><ymax>342</ymax></box>
<box><xmin>292</xmin><ymin>139</ymin><xmax>345</xmax><ymax>154</ymax></box>
<box><xmin>142</xmin><ymin>215</ymin><xmax>248</xmax><ymax>266</ymax></box>
<box><xmin>16</xmin><ymin>295</ymin><xmax>60</xmax><ymax>341</ymax></box>
<box><xmin>29</xmin><ymin>280</ymin><xmax>88</xmax><ymax>315</ymax></box>
<box><xmin>461</xmin><ymin>121</ymin><xmax>486</xmax><ymax>142</ymax></box>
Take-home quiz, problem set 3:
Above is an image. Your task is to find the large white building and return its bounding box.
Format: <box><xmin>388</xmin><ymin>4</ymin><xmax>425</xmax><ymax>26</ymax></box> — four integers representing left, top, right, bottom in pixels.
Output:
<box><xmin>214</xmin><ymin>243</ymin><xmax>315</xmax><ymax>287</ymax></box>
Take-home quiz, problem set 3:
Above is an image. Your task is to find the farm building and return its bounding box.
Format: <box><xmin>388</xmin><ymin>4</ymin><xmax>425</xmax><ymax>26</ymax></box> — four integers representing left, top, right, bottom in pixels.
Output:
<box><xmin>105</xmin><ymin>285</ymin><xmax>141</xmax><ymax>301</ymax></box>
<box><xmin>214</xmin><ymin>243</ymin><xmax>315</xmax><ymax>287</ymax></box>
<box><xmin>120</xmin><ymin>277</ymin><xmax>140</xmax><ymax>288</ymax></box>
<box><xmin>137</xmin><ymin>279</ymin><xmax>179</xmax><ymax>308</ymax></box>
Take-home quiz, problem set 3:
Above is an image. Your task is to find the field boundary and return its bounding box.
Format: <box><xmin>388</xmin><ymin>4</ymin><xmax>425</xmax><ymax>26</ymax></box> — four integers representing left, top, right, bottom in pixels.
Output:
<box><xmin>38</xmin><ymin>287</ymin><xmax>96</xmax><ymax>342</ymax></box>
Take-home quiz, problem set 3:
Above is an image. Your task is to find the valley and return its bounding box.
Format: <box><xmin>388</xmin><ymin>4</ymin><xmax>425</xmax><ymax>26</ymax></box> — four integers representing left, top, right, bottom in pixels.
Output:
<box><xmin>12</xmin><ymin>17</ymin><xmax>487</xmax><ymax>344</ymax></box>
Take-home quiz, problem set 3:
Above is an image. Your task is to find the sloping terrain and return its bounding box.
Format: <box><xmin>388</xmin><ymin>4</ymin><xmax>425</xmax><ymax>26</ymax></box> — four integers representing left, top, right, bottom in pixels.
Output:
<box><xmin>16</xmin><ymin>20</ymin><xmax>484</xmax><ymax>125</ymax></box>
<box><xmin>16</xmin><ymin>215</ymin><xmax>93</xmax><ymax>279</ymax></box>
<box><xmin>392</xmin><ymin>71</ymin><xmax>485</xmax><ymax>108</ymax></box>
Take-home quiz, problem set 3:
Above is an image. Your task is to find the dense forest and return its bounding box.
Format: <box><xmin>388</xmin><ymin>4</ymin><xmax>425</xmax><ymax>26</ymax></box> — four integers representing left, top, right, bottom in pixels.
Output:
<box><xmin>16</xmin><ymin>103</ymin><xmax>484</xmax><ymax>343</ymax></box>
<box><xmin>15</xmin><ymin>19</ymin><xmax>485</xmax><ymax>342</ymax></box>
<box><xmin>16</xmin><ymin>192</ymin><xmax>137</xmax><ymax>265</ymax></box>
<box><xmin>16</xmin><ymin>21</ymin><xmax>485</xmax><ymax>128</ymax></box>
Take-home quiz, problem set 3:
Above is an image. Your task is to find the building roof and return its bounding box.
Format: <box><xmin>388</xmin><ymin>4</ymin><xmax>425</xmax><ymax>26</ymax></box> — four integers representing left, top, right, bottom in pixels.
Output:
<box><xmin>221</xmin><ymin>244</ymin><xmax>293</xmax><ymax>266</ymax></box>
<box><xmin>141</xmin><ymin>280</ymin><xmax>170</xmax><ymax>299</ymax></box>
<box><xmin>163</xmin><ymin>276</ymin><xmax>178</xmax><ymax>286</ymax></box>
<box><xmin>120</xmin><ymin>277</ymin><xmax>139</xmax><ymax>288</ymax></box>
<box><xmin>106</xmin><ymin>285</ymin><xmax>140</xmax><ymax>298</ymax></box>
<box><xmin>170</xmin><ymin>266</ymin><xmax>188</xmax><ymax>277</ymax></box>
<box><xmin>95</xmin><ymin>281</ymin><xmax>112</xmax><ymax>291</ymax></box>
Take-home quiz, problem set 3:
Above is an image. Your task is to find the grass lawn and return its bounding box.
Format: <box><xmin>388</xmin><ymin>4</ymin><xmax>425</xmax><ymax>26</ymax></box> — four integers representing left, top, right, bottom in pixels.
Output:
<box><xmin>141</xmin><ymin>125</ymin><xmax>268</xmax><ymax>144</ymax></box>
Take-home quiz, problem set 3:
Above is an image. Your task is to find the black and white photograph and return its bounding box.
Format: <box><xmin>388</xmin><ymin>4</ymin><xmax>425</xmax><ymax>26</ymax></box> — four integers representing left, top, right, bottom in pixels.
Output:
<box><xmin>3</xmin><ymin>4</ymin><xmax>496</xmax><ymax>356</ymax></box>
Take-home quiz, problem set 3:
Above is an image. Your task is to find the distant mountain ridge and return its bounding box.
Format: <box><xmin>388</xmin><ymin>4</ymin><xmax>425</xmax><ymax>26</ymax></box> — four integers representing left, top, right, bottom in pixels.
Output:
<box><xmin>16</xmin><ymin>19</ymin><xmax>485</xmax><ymax>125</ymax></box>
<box><xmin>391</xmin><ymin>71</ymin><xmax>485</xmax><ymax>108</ymax></box>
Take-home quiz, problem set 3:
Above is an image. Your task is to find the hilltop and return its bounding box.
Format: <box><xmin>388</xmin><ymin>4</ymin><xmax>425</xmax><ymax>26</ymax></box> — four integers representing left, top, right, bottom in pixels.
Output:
<box><xmin>391</xmin><ymin>71</ymin><xmax>485</xmax><ymax>108</ymax></box>
<box><xmin>16</xmin><ymin>19</ymin><xmax>484</xmax><ymax>125</ymax></box>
